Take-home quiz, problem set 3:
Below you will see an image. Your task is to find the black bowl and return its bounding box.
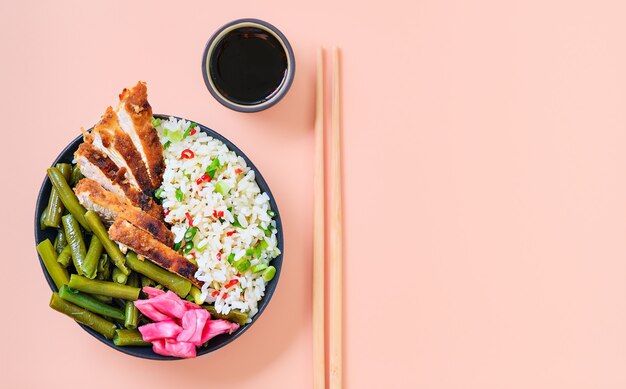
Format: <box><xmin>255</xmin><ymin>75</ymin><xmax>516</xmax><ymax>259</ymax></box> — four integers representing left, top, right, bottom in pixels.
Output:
<box><xmin>34</xmin><ymin>114</ymin><xmax>284</xmax><ymax>360</ymax></box>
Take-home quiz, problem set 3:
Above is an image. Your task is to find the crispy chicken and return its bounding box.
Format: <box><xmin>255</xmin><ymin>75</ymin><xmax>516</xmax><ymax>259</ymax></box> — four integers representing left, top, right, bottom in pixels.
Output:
<box><xmin>85</xmin><ymin>106</ymin><xmax>154</xmax><ymax>194</ymax></box>
<box><xmin>75</xmin><ymin>179</ymin><xmax>173</xmax><ymax>247</ymax></box>
<box><xmin>109</xmin><ymin>219</ymin><xmax>202</xmax><ymax>287</ymax></box>
<box><xmin>74</xmin><ymin>142</ymin><xmax>163</xmax><ymax>221</ymax></box>
<box><xmin>116</xmin><ymin>82</ymin><xmax>165</xmax><ymax>191</ymax></box>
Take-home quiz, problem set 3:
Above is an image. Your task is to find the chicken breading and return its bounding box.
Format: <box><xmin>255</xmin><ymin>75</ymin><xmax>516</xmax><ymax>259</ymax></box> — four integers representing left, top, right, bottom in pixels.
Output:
<box><xmin>109</xmin><ymin>218</ymin><xmax>202</xmax><ymax>288</ymax></box>
<box><xmin>116</xmin><ymin>82</ymin><xmax>165</xmax><ymax>191</ymax></box>
<box><xmin>85</xmin><ymin>106</ymin><xmax>154</xmax><ymax>194</ymax></box>
<box><xmin>74</xmin><ymin>142</ymin><xmax>163</xmax><ymax>221</ymax></box>
<box><xmin>74</xmin><ymin>178</ymin><xmax>173</xmax><ymax>247</ymax></box>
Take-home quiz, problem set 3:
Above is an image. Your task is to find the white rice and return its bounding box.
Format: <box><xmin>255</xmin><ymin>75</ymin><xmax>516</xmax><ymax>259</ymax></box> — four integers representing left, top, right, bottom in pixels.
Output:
<box><xmin>155</xmin><ymin>117</ymin><xmax>280</xmax><ymax>322</ymax></box>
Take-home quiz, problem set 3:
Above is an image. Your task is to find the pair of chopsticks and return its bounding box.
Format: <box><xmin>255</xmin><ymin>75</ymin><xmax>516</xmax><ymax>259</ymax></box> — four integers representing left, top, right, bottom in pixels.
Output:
<box><xmin>314</xmin><ymin>47</ymin><xmax>342</xmax><ymax>389</ymax></box>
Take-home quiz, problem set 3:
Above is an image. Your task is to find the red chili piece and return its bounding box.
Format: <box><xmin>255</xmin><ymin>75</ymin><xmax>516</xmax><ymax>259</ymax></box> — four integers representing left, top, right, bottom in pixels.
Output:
<box><xmin>164</xmin><ymin>209</ymin><xmax>170</xmax><ymax>217</ymax></box>
<box><xmin>216</xmin><ymin>252</ymin><xmax>222</xmax><ymax>261</ymax></box>
<box><xmin>185</xmin><ymin>212</ymin><xmax>193</xmax><ymax>226</ymax></box>
<box><xmin>211</xmin><ymin>290</ymin><xmax>219</xmax><ymax>298</ymax></box>
<box><xmin>190</xmin><ymin>128</ymin><xmax>196</xmax><ymax>135</ymax></box>
<box><xmin>196</xmin><ymin>173</ymin><xmax>211</xmax><ymax>185</ymax></box>
<box><xmin>224</xmin><ymin>279</ymin><xmax>239</xmax><ymax>289</ymax></box>
<box><xmin>180</xmin><ymin>149</ymin><xmax>194</xmax><ymax>159</ymax></box>
<box><xmin>226</xmin><ymin>230</ymin><xmax>236</xmax><ymax>237</ymax></box>
<box><xmin>222</xmin><ymin>293</ymin><xmax>229</xmax><ymax>299</ymax></box>
<box><xmin>212</xmin><ymin>210</ymin><xmax>223</xmax><ymax>218</ymax></box>
<box><xmin>235</xmin><ymin>168</ymin><xmax>243</xmax><ymax>175</ymax></box>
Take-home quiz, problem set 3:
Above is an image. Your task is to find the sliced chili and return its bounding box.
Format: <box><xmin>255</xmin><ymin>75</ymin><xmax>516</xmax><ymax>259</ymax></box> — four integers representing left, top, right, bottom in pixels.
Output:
<box><xmin>211</xmin><ymin>290</ymin><xmax>220</xmax><ymax>298</ymax></box>
<box><xmin>180</xmin><ymin>149</ymin><xmax>194</xmax><ymax>159</ymax></box>
<box><xmin>185</xmin><ymin>212</ymin><xmax>194</xmax><ymax>226</ymax></box>
<box><xmin>224</xmin><ymin>279</ymin><xmax>239</xmax><ymax>289</ymax></box>
<box><xmin>226</xmin><ymin>230</ymin><xmax>236</xmax><ymax>237</ymax></box>
<box><xmin>196</xmin><ymin>173</ymin><xmax>211</xmax><ymax>185</ymax></box>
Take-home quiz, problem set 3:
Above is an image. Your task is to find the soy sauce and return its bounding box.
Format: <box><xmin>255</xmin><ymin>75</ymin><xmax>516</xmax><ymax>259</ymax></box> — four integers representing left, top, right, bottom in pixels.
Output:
<box><xmin>210</xmin><ymin>27</ymin><xmax>288</xmax><ymax>106</ymax></box>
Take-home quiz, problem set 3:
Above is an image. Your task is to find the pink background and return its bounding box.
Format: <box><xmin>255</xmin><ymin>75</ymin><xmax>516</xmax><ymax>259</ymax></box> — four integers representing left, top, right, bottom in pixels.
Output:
<box><xmin>2</xmin><ymin>0</ymin><xmax>626</xmax><ymax>388</ymax></box>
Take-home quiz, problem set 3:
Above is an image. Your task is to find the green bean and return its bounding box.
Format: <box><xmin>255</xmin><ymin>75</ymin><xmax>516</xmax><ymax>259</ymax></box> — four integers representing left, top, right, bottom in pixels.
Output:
<box><xmin>112</xmin><ymin>267</ymin><xmax>128</xmax><ymax>284</ymax></box>
<box><xmin>125</xmin><ymin>251</ymin><xmax>191</xmax><ymax>297</ymax></box>
<box><xmin>113</xmin><ymin>329</ymin><xmax>150</xmax><ymax>347</ymax></box>
<box><xmin>68</xmin><ymin>274</ymin><xmax>140</xmax><ymax>300</ymax></box>
<box><xmin>40</xmin><ymin>206</ymin><xmax>48</xmax><ymax>230</ymax></box>
<box><xmin>97</xmin><ymin>254</ymin><xmax>110</xmax><ymax>281</ymax></box>
<box><xmin>70</xmin><ymin>164</ymin><xmax>85</xmax><ymax>187</ymax></box>
<box><xmin>188</xmin><ymin>286</ymin><xmax>205</xmax><ymax>305</ymax></box>
<box><xmin>43</xmin><ymin>185</ymin><xmax>65</xmax><ymax>228</ymax></box>
<box><xmin>54</xmin><ymin>228</ymin><xmax>67</xmax><ymax>253</ymax></box>
<box><xmin>82</xmin><ymin>235</ymin><xmax>102</xmax><ymax>279</ymax></box>
<box><xmin>202</xmin><ymin>305</ymin><xmax>248</xmax><ymax>326</ymax></box>
<box><xmin>84</xmin><ymin>211</ymin><xmax>129</xmax><ymax>275</ymax></box>
<box><xmin>127</xmin><ymin>272</ymin><xmax>140</xmax><ymax>288</ymax></box>
<box><xmin>44</xmin><ymin>163</ymin><xmax>72</xmax><ymax>228</ymax></box>
<box><xmin>57</xmin><ymin>163</ymin><xmax>73</xmax><ymax>181</ymax></box>
<box><xmin>47</xmin><ymin>167</ymin><xmax>90</xmax><ymax>231</ymax></box>
<box><xmin>58</xmin><ymin>285</ymin><xmax>125</xmax><ymax>320</ymax></box>
<box><xmin>49</xmin><ymin>292</ymin><xmax>116</xmax><ymax>340</ymax></box>
<box><xmin>124</xmin><ymin>301</ymin><xmax>138</xmax><ymax>330</ymax></box>
<box><xmin>62</xmin><ymin>214</ymin><xmax>87</xmax><ymax>276</ymax></box>
<box><xmin>36</xmin><ymin>239</ymin><xmax>69</xmax><ymax>290</ymax></box>
<box><xmin>140</xmin><ymin>274</ymin><xmax>155</xmax><ymax>288</ymax></box>
<box><xmin>57</xmin><ymin>245</ymin><xmax>72</xmax><ymax>268</ymax></box>
<box><xmin>92</xmin><ymin>294</ymin><xmax>113</xmax><ymax>304</ymax></box>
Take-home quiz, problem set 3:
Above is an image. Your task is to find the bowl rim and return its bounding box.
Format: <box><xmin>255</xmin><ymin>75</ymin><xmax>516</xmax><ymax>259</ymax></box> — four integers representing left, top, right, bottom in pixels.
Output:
<box><xmin>201</xmin><ymin>18</ymin><xmax>296</xmax><ymax>113</ymax></box>
<box><xmin>34</xmin><ymin>113</ymin><xmax>284</xmax><ymax>360</ymax></box>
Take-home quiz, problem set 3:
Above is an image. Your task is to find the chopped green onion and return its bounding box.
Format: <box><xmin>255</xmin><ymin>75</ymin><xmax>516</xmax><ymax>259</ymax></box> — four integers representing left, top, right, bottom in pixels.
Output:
<box><xmin>261</xmin><ymin>226</ymin><xmax>272</xmax><ymax>237</ymax></box>
<box><xmin>205</xmin><ymin>158</ymin><xmax>221</xmax><ymax>179</ymax></box>
<box><xmin>183</xmin><ymin>241</ymin><xmax>194</xmax><ymax>254</ymax></box>
<box><xmin>173</xmin><ymin>241</ymin><xmax>182</xmax><ymax>251</ymax></box>
<box><xmin>175</xmin><ymin>188</ymin><xmax>184</xmax><ymax>202</ymax></box>
<box><xmin>168</xmin><ymin>130</ymin><xmax>184</xmax><ymax>142</ymax></box>
<box><xmin>183</xmin><ymin>122</ymin><xmax>197</xmax><ymax>138</ymax></box>
<box><xmin>259</xmin><ymin>240</ymin><xmax>269</xmax><ymax>250</ymax></box>
<box><xmin>197</xmin><ymin>241</ymin><xmax>208</xmax><ymax>252</ymax></box>
<box><xmin>245</xmin><ymin>248</ymin><xmax>255</xmax><ymax>256</ymax></box>
<box><xmin>163</xmin><ymin>141</ymin><xmax>171</xmax><ymax>150</ymax></box>
<box><xmin>252</xmin><ymin>263</ymin><xmax>268</xmax><ymax>273</ymax></box>
<box><xmin>234</xmin><ymin>257</ymin><xmax>251</xmax><ymax>272</ymax></box>
<box><xmin>267</xmin><ymin>210</ymin><xmax>275</xmax><ymax>217</ymax></box>
<box><xmin>184</xmin><ymin>227</ymin><xmax>198</xmax><ymax>241</ymax></box>
<box><xmin>155</xmin><ymin>188</ymin><xmax>165</xmax><ymax>199</ymax></box>
<box><xmin>232</xmin><ymin>217</ymin><xmax>243</xmax><ymax>229</ymax></box>
<box><xmin>215</xmin><ymin>181</ymin><xmax>230</xmax><ymax>196</ymax></box>
<box><xmin>227</xmin><ymin>253</ymin><xmax>235</xmax><ymax>264</ymax></box>
<box><xmin>151</xmin><ymin>117</ymin><xmax>162</xmax><ymax>127</ymax></box>
<box><xmin>262</xmin><ymin>266</ymin><xmax>276</xmax><ymax>281</ymax></box>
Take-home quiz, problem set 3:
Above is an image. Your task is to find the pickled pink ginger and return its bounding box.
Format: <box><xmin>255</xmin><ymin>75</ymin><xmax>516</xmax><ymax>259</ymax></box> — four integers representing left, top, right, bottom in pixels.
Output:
<box><xmin>135</xmin><ymin>286</ymin><xmax>239</xmax><ymax>358</ymax></box>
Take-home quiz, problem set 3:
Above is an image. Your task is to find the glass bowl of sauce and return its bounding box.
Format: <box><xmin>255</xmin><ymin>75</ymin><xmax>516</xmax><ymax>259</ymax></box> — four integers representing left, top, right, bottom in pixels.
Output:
<box><xmin>202</xmin><ymin>19</ymin><xmax>296</xmax><ymax>112</ymax></box>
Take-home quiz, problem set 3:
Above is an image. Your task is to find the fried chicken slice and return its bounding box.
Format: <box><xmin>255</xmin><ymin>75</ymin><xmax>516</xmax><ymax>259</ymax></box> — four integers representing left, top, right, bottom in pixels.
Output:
<box><xmin>116</xmin><ymin>81</ymin><xmax>164</xmax><ymax>191</ymax></box>
<box><xmin>74</xmin><ymin>142</ymin><xmax>163</xmax><ymax>221</ymax></box>
<box><xmin>74</xmin><ymin>178</ymin><xmax>173</xmax><ymax>247</ymax></box>
<box><xmin>85</xmin><ymin>106</ymin><xmax>154</xmax><ymax>194</ymax></box>
<box><xmin>109</xmin><ymin>219</ymin><xmax>202</xmax><ymax>287</ymax></box>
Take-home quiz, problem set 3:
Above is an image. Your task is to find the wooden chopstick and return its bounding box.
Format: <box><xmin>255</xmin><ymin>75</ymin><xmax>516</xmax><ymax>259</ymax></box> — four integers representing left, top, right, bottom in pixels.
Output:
<box><xmin>329</xmin><ymin>46</ymin><xmax>343</xmax><ymax>389</ymax></box>
<box><xmin>313</xmin><ymin>47</ymin><xmax>326</xmax><ymax>389</ymax></box>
